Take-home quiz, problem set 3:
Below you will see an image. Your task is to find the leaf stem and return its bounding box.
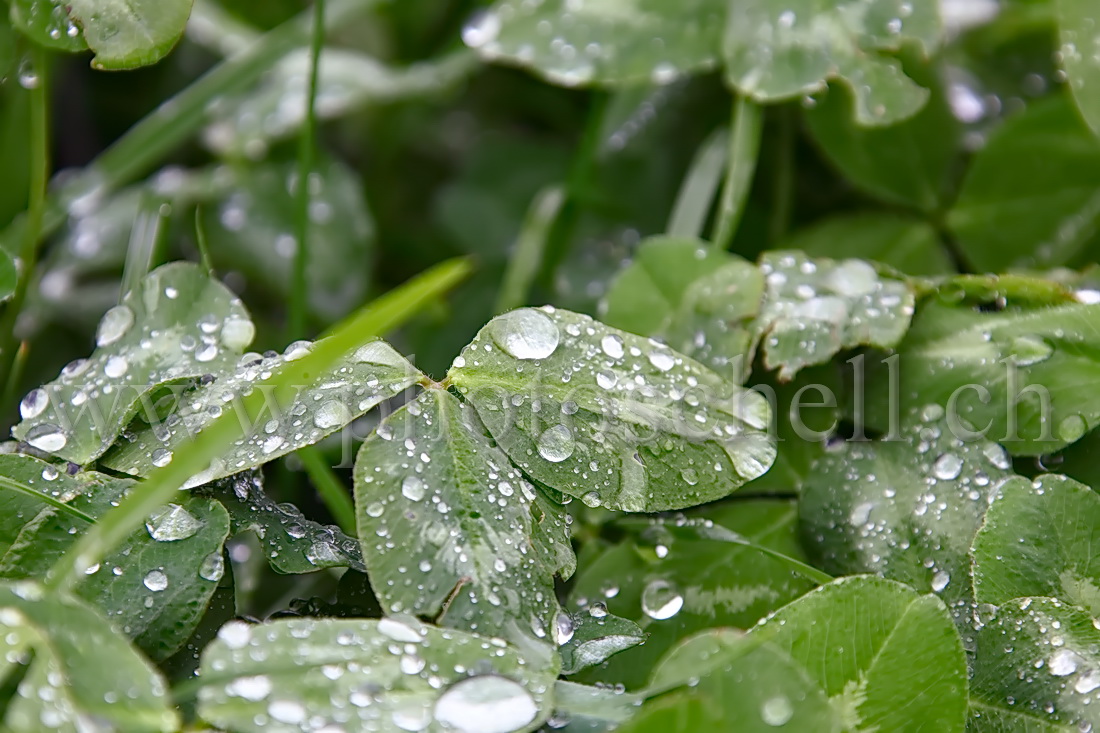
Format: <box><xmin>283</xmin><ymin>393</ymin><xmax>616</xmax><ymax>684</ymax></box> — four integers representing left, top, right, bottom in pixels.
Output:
<box><xmin>711</xmin><ymin>96</ymin><xmax>763</xmax><ymax>250</ymax></box>
<box><xmin>0</xmin><ymin>46</ymin><xmax>50</xmax><ymax>403</ymax></box>
<box><xmin>495</xmin><ymin>186</ymin><xmax>565</xmax><ymax>313</ymax></box>
<box><xmin>290</xmin><ymin>0</ymin><xmax>326</xmax><ymax>339</ymax></box>
<box><xmin>44</xmin><ymin>258</ymin><xmax>472</xmax><ymax>593</ymax></box>
<box><xmin>0</xmin><ymin>475</ymin><xmax>96</xmax><ymax>524</ymax></box>
<box><xmin>298</xmin><ymin>446</ymin><xmax>356</xmax><ymax>535</ymax></box>
<box><xmin>667</xmin><ymin>127</ymin><xmax>729</xmax><ymax>239</ymax></box>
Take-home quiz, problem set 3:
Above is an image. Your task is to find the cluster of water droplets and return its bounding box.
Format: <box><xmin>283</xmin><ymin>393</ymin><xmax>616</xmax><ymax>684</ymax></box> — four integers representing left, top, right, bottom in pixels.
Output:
<box><xmin>461</xmin><ymin>0</ymin><xmax>721</xmax><ymax>87</ymax></box>
<box><xmin>450</xmin><ymin>307</ymin><xmax>774</xmax><ymax>512</ymax></box>
<box><xmin>757</xmin><ymin>252</ymin><xmax>914</xmax><ymax>380</ymax></box>
<box><xmin>200</xmin><ymin>616</ymin><xmax>548</xmax><ymax>733</ymax></box>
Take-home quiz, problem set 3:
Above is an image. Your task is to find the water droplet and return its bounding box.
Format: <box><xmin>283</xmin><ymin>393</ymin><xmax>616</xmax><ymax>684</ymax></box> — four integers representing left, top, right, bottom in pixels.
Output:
<box><xmin>217</xmin><ymin>620</ymin><xmax>252</xmax><ymax>648</ymax></box>
<box><xmin>581</xmin><ymin>491</ymin><xmax>600</xmax><ymax>507</ymax></box>
<box><xmin>931</xmin><ymin>570</ymin><xmax>950</xmax><ymax>593</ymax></box>
<box><xmin>462</xmin><ymin>10</ymin><xmax>502</xmax><ymax>49</ymax></box>
<box><xmin>226</xmin><ymin>675</ymin><xmax>271</xmax><ymax>701</ymax></box>
<box><xmin>433</xmin><ymin>675</ymin><xmax>538</xmax><ymax>733</ymax></box>
<box><xmin>601</xmin><ymin>334</ymin><xmax>624</xmax><ymax>359</ymax></box>
<box><xmin>648</xmin><ymin>350</ymin><xmax>675</xmax><ymax>371</ymax></box>
<box><xmin>25</xmin><ymin>424</ymin><xmax>67</xmax><ymax>453</ymax></box>
<box><xmin>378</xmin><ymin>617</ymin><xmax>423</xmax><ymax>643</ymax></box>
<box><xmin>199</xmin><ymin>552</ymin><xmax>225</xmax><ymax>581</ymax></box>
<box><xmin>355</xmin><ymin>341</ymin><xmax>405</xmax><ymax>366</ymax></box>
<box><xmin>104</xmin><ymin>355</ymin><xmax>129</xmax><ymax>378</ymax></box>
<box><xmin>268</xmin><ymin>699</ymin><xmax>306</xmax><ymax>724</ymax></box>
<box><xmin>19</xmin><ymin>389</ymin><xmax>48</xmax><ymax>419</ymax></box>
<box><xmin>1059</xmin><ymin>414</ymin><xmax>1088</xmax><ymax>442</ymax></box>
<box><xmin>825</xmin><ymin>260</ymin><xmax>878</xmax><ymax>296</ymax></box>
<box><xmin>143</xmin><ymin>569</ymin><xmax>168</xmax><ymax>592</ymax></box>
<box><xmin>1009</xmin><ymin>335</ymin><xmax>1054</xmax><ymax>366</ymax></box>
<box><xmin>313</xmin><ymin>400</ymin><xmax>351</xmax><ymax>429</ymax></box>
<box><xmin>641</xmin><ymin>579</ymin><xmax>683</xmax><ymax>620</ymax></box>
<box><xmin>402</xmin><ymin>476</ymin><xmax>426</xmax><ymax>501</ymax></box>
<box><xmin>680</xmin><ymin>467</ymin><xmax>698</xmax><ymax>485</ymax></box>
<box><xmin>983</xmin><ymin>443</ymin><xmax>1011</xmax><ymax>470</ymax></box>
<box><xmin>491</xmin><ymin>309</ymin><xmax>560</xmax><ymax>360</ymax></box>
<box><xmin>96</xmin><ymin>305</ymin><xmax>135</xmax><ymax>347</ymax></box>
<box><xmin>596</xmin><ymin>370</ymin><xmax>617</xmax><ymax>389</ymax></box>
<box><xmin>151</xmin><ymin>448</ymin><xmax>173</xmax><ymax>467</ymax></box>
<box><xmin>537</xmin><ymin>424</ymin><xmax>575</xmax><ymax>462</ymax></box>
<box><xmin>761</xmin><ymin>695</ymin><xmax>793</xmax><ymax>726</ymax></box>
<box><xmin>932</xmin><ymin>453</ymin><xmax>963</xmax><ymax>480</ymax></box>
<box><xmin>552</xmin><ymin>612</ymin><xmax>575</xmax><ymax>646</ymax></box>
<box><xmin>1050</xmin><ymin>648</ymin><xmax>1080</xmax><ymax>676</ymax></box>
<box><xmin>221</xmin><ymin>315</ymin><xmax>255</xmax><ymax>350</ymax></box>
<box><xmin>1076</xmin><ymin>670</ymin><xmax>1100</xmax><ymax>694</ymax></box>
<box><xmin>146</xmin><ymin>503</ymin><xmax>202</xmax><ymax>541</ymax></box>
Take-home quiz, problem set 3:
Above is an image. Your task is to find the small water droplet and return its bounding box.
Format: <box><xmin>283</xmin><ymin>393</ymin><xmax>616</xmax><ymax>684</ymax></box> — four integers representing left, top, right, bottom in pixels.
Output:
<box><xmin>648</xmin><ymin>350</ymin><xmax>675</xmax><ymax>371</ymax></box>
<box><xmin>552</xmin><ymin>612</ymin><xmax>575</xmax><ymax>646</ymax></box>
<box><xmin>313</xmin><ymin>400</ymin><xmax>351</xmax><ymax>429</ymax></box>
<box><xmin>641</xmin><ymin>579</ymin><xmax>683</xmax><ymax>620</ymax></box>
<box><xmin>199</xmin><ymin>552</ymin><xmax>225</xmax><ymax>581</ymax></box>
<box><xmin>151</xmin><ymin>448</ymin><xmax>173</xmax><ymax>467</ymax></box>
<box><xmin>932</xmin><ymin>453</ymin><xmax>963</xmax><ymax>480</ymax></box>
<box><xmin>761</xmin><ymin>694</ymin><xmax>793</xmax><ymax>726</ymax></box>
<box><xmin>25</xmin><ymin>424</ymin><xmax>67</xmax><ymax>453</ymax></box>
<box><xmin>268</xmin><ymin>699</ymin><xmax>306</xmax><ymax>724</ymax></box>
<box><xmin>146</xmin><ymin>503</ymin><xmax>202</xmax><ymax>541</ymax></box>
<box><xmin>19</xmin><ymin>389</ymin><xmax>48</xmax><ymax>419</ymax></box>
<box><xmin>104</xmin><ymin>355</ymin><xmax>129</xmax><ymax>378</ymax></box>
<box><xmin>601</xmin><ymin>334</ymin><xmax>624</xmax><ymax>359</ymax></box>
<box><xmin>931</xmin><ymin>570</ymin><xmax>950</xmax><ymax>593</ymax></box>
<box><xmin>221</xmin><ymin>315</ymin><xmax>255</xmax><ymax>350</ymax></box>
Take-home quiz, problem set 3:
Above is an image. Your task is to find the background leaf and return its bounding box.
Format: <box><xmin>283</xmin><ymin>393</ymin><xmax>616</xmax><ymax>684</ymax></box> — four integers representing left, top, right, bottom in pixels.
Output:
<box><xmin>197</xmin><ymin>616</ymin><xmax>556</xmax><ymax>733</ymax></box>
<box><xmin>449</xmin><ymin>307</ymin><xmax>776</xmax><ymax>511</ymax></box>
<box><xmin>9</xmin><ymin>0</ymin><xmax>87</xmax><ymax>53</ymax></box>
<box><xmin>723</xmin><ymin>0</ymin><xmax>942</xmax><ymax>125</ymax></box>
<box><xmin>0</xmin><ymin>581</ymin><xmax>178</xmax><ymax>732</ymax></box>
<box><xmin>1057</xmin><ymin>0</ymin><xmax>1100</xmax><ymax>138</ymax></box>
<box><xmin>67</xmin><ymin>0</ymin><xmax>193</xmax><ymax>70</ymax></box>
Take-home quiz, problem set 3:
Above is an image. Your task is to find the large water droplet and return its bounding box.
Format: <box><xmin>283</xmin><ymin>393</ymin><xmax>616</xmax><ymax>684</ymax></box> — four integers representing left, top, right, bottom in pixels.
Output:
<box><xmin>402</xmin><ymin>476</ymin><xmax>426</xmax><ymax>501</ymax></box>
<box><xmin>95</xmin><ymin>305</ymin><xmax>134</xmax><ymax>347</ymax></box>
<box><xmin>143</xmin><ymin>569</ymin><xmax>169</xmax><ymax>592</ymax></box>
<box><xmin>761</xmin><ymin>695</ymin><xmax>793</xmax><ymax>726</ymax></box>
<box><xmin>104</xmin><ymin>355</ymin><xmax>129</xmax><ymax>378</ymax></box>
<box><xmin>641</xmin><ymin>579</ymin><xmax>683</xmax><ymax>620</ymax></box>
<box><xmin>221</xmin><ymin>315</ymin><xmax>255</xmax><ymax>350</ymax></box>
<box><xmin>1049</xmin><ymin>648</ymin><xmax>1080</xmax><ymax>676</ymax></box>
<box><xmin>268</xmin><ymin>699</ymin><xmax>306</xmax><ymax>724</ymax></box>
<box><xmin>648</xmin><ymin>350</ymin><xmax>675</xmax><ymax>372</ymax></box>
<box><xmin>313</xmin><ymin>400</ymin><xmax>351</xmax><ymax>429</ymax></box>
<box><xmin>537</xmin><ymin>424</ymin><xmax>575</xmax><ymax>462</ymax></box>
<box><xmin>932</xmin><ymin>452</ymin><xmax>963</xmax><ymax>480</ymax></box>
<box><xmin>226</xmin><ymin>675</ymin><xmax>271</xmax><ymax>701</ymax></box>
<box><xmin>931</xmin><ymin>570</ymin><xmax>950</xmax><ymax>593</ymax></box>
<box><xmin>552</xmin><ymin>612</ymin><xmax>575</xmax><ymax>646</ymax></box>
<box><xmin>146</xmin><ymin>503</ymin><xmax>202</xmax><ymax>541</ymax></box>
<box><xmin>433</xmin><ymin>675</ymin><xmax>538</xmax><ymax>733</ymax></box>
<box><xmin>19</xmin><ymin>388</ymin><xmax>48</xmax><ymax>419</ymax></box>
<box><xmin>378</xmin><ymin>617</ymin><xmax>424</xmax><ymax>643</ymax></box>
<box><xmin>491</xmin><ymin>309</ymin><xmax>560</xmax><ymax>360</ymax></box>
<box><xmin>601</xmin><ymin>334</ymin><xmax>624</xmax><ymax>359</ymax></box>
<box><xmin>25</xmin><ymin>424</ymin><xmax>67</xmax><ymax>453</ymax></box>
<box><xmin>199</xmin><ymin>552</ymin><xmax>225</xmax><ymax>581</ymax></box>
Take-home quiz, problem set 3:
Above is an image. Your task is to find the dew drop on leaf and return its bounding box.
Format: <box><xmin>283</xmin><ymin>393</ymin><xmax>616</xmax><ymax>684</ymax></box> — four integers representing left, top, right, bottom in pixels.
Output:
<box><xmin>433</xmin><ymin>675</ymin><xmax>538</xmax><ymax>733</ymax></box>
<box><xmin>537</xmin><ymin>424</ymin><xmax>575</xmax><ymax>462</ymax></box>
<box><xmin>932</xmin><ymin>452</ymin><xmax>964</xmax><ymax>480</ymax></box>
<box><xmin>151</xmin><ymin>448</ymin><xmax>172</xmax><ymax>467</ymax></box>
<box><xmin>19</xmin><ymin>388</ymin><xmax>48</xmax><ymax>419</ymax></box>
<box><xmin>377</xmin><ymin>617</ymin><xmax>424</xmax><ymax>643</ymax></box>
<box><xmin>104</xmin><ymin>355</ymin><xmax>129</xmax><ymax>378</ymax></box>
<box><xmin>491</xmin><ymin>308</ymin><xmax>560</xmax><ymax>360</ymax></box>
<box><xmin>199</xmin><ymin>552</ymin><xmax>225</xmax><ymax>582</ymax></box>
<box><xmin>552</xmin><ymin>612</ymin><xmax>575</xmax><ymax>646</ymax></box>
<box><xmin>268</xmin><ymin>699</ymin><xmax>306</xmax><ymax>724</ymax></box>
<box><xmin>142</xmin><ymin>569</ymin><xmax>169</xmax><ymax>592</ymax></box>
<box><xmin>25</xmin><ymin>423</ymin><xmax>67</xmax><ymax>452</ymax></box>
<box><xmin>761</xmin><ymin>694</ymin><xmax>794</xmax><ymax>726</ymax></box>
<box><xmin>641</xmin><ymin>579</ymin><xmax>684</xmax><ymax>620</ymax></box>
<box><xmin>601</xmin><ymin>333</ymin><xmax>624</xmax><ymax>359</ymax></box>
<box><xmin>220</xmin><ymin>315</ymin><xmax>255</xmax><ymax>350</ymax></box>
<box><xmin>931</xmin><ymin>570</ymin><xmax>950</xmax><ymax>593</ymax></box>
<box><xmin>402</xmin><ymin>476</ymin><xmax>426</xmax><ymax>501</ymax></box>
<box><xmin>145</xmin><ymin>503</ymin><xmax>202</xmax><ymax>541</ymax></box>
<box><xmin>313</xmin><ymin>400</ymin><xmax>352</xmax><ymax>429</ymax></box>
<box><xmin>647</xmin><ymin>349</ymin><xmax>675</xmax><ymax>371</ymax></box>
<box><xmin>226</xmin><ymin>674</ymin><xmax>271</xmax><ymax>701</ymax></box>
<box><xmin>95</xmin><ymin>304</ymin><xmax>135</xmax><ymax>347</ymax></box>
<box><xmin>1049</xmin><ymin>648</ymin><xmax>1080</xmax><ymax>677</ymax></box>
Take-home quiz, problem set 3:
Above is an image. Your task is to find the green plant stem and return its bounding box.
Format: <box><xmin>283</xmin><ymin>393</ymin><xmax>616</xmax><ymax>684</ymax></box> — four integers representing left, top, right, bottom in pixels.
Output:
<box><xmin>495</xmin><ymin>186</ymin><xmax>565</xmax><ymax>313</ymax></box>
<box><xmin>768</xmin><ymin>105</ymin><xmax>795</xmax><ymax>245</ymax></box>
<box><xmin>712</xmin><ymin>96</ymin><xmax>763</xmax><ymax>250</ymax></box>
<box><xmin>298</xmin><ymin>446</ymin><xmax>356</xmax><ymax>535</ymax></box>
<box><xmin>290</xmin><ymin>0</ymin><xmax>326</xmax><ymax>340</ymax></box>
<box><xmin>0</xmin><ymin>476</ymin><xmax>95</xmax><ymax>524</ymax></box>
<box><xmin>45</xmin><ymin>257</ymin><xmax>472</xmax><ymax>593</ymax></box>
<box><xmin>667</xmin><ymin>127</ymin><xmax>729</xmax><ymax>239</ymax></box>
<box><xmin>0</xmin><ymin>47</ymin><xmax>50</xmax><ymax>403</ymax></box>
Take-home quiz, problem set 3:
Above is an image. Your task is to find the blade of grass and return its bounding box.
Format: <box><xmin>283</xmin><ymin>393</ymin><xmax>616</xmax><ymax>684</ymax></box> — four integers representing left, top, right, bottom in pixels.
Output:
<box><xmin>297</xmin><ymin>446</ymin><xmax>355</xmax><ymax>535</ymax></box>
<box><xmin>45</xmin><ymin>257</ymin><xmax>472</xmax><ymax>592</ymax></box>
<box><xmin>495</xmin><ymin>185</ymin><xmax>565</xmax><ymax>313</ymax></box>
<box><xmin>119</xmin><ymin>197</ymin><xmax>166</xmax><ymax>300</ymax></box>
<box><xmin>711</xmin><ymin>96</ymin><xmax>763</xmax><ymax>250</ymax></box>
<box><xmin>0</xmin><ymin>475</ymin><xmax>96</xmax><ymax>524</ymax></box>
<box><xmin>289</xmin><ymin>0</ymin><xmax>326</xmax><ymax>340</ymax></box>
<box><xmin>0</xmin><ymin>46</ymin><xmax>50</xmax><ymax>404</ymax></box>
<box><xmin>667</xmin><ymin>127</ymin><xmax>728</xmax><ymax>239</ymax></box>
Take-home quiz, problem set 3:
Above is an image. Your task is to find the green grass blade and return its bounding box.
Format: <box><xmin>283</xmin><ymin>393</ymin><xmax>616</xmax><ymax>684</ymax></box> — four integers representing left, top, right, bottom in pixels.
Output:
<box><xmin>711</xmin><ymin>96</ymin><xmax>763</xmax><ymax>250</ymax></box>
<box><xmin>668</xmin><ymin>127</ymin><xmax>728</xmax><ymax>239</ymax></box>
<box><xmin>495</xmin><ymin>185</ymin><xmax>565</xmax><ymax>313</ymax></box>
<box><xmin>0</xmin><ymin>475</ymin><xmax>96</xmax><ymax>524</ymax></box>
<box><xmin>45</xmin><ymin>257</ymin><xmax>472</xmax><ymax>592</ymax></box>
<box><xmin>297</xmin><ymin>446</ymin><xmax>356</xmax><ymax>536</ymax></box>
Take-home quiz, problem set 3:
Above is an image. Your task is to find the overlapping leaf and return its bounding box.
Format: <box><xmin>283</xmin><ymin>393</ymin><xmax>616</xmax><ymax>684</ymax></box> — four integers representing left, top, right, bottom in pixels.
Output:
<box><xmin>724</xmin><ymin>0</ymin><xmax>942</xmax><ymax>125</ymax></box>
<box><xmin>462</xmin><ymin>0</ymin><xmax>725</xmax><ymax>87</ymax></box>
<box><xmin>970</xmin><ymin>598</ymin><xmax>1100</xmax><ymax>731</ymax></box>
<box><xmin>66</xmin><ymin>0</ymin><xmax>192</xmax><ymax>69</ymax></box>
<box><xmin>754</xmin><ymin>251</ymin><xmax>915</xmax><ymax>381</ymax></box>
<box><xmin>1058</xmin><ymin>0</ymin><xmax>1100</xmax><ymax>138</ymax></box>
<box><xmin>355</xmin><ymin>388</ymin><xmax>573</xmax><ymax>645</ymax></box>
<box><xmin>973</xmin><ymin>473</ymin><xmax>1100</xmax><ymax>614</ymax></box>
<box><xmin>103</xmin><ymin>338</ymin><xmax>419</xmax><ymax>484</ymax></box>
<box><xmin>206</xmin><ymin>471</ymin><xmax>365</xmax><ymax>574</ymax></box>
<box><xmin>864</xmin><ymin>299</ymin><xmax>1100</xmax><ymax>456</ymax></box>
<box><xmin>800</xmin><ymin>408</ymin><xmax>1017</xmax><ymax>632</ymax></box>
<box><xmin>558</xmin><ymin>608</ymin><xmax>645</xmax><ymax>676</ymax></box>
<box><xmin>198</xmin><ymin>616</ymin><xmax>556</xmax><ymax>733</ymax></box>
<box><xmin>12</xmin><ymin>262</ymin><xmax>254</xmax><ymax>465</ymax></box>
<box><xmin>0</xmin><ymin>581</ymin><xmax>178</xmax><ymax>732</ymax></box>
<box><xmin>0</xmin><ymin>458</ymin><xmax>230</xmax><ymax>660</ymax></box>
<box><xmin>568</xmin><ymin>501</ymin><xmax>815</xmax><ymax>688</ymax></box>
<box><xmin>449</xmin><ymin>307</ymin><xmax>775</xmax><ymax>512</ymax></box>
